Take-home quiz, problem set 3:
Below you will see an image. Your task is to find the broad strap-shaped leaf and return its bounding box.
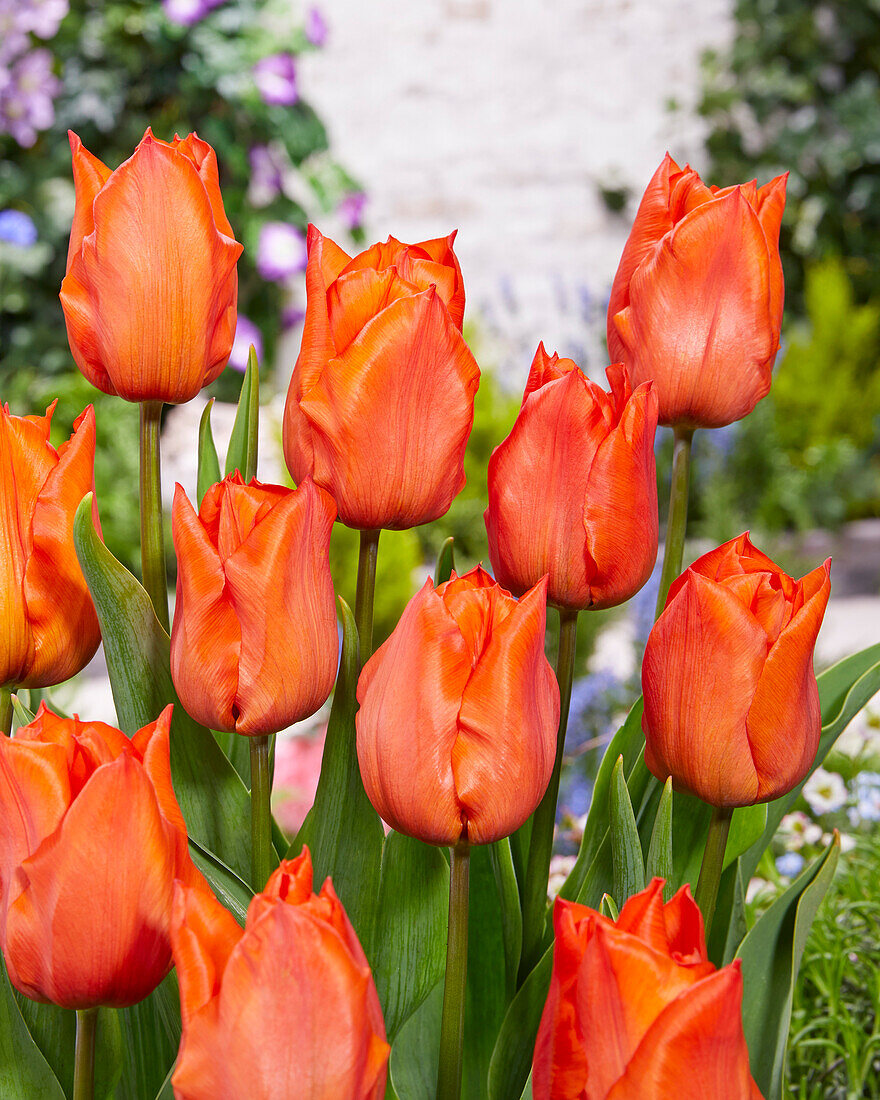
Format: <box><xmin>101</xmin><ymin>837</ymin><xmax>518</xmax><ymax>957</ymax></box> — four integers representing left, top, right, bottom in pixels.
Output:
<box><xmin>224</xmin><ymin>346</ymin><xmax>259</xmax><ymax>482</ymax></box>
<box><xmin>389</xmin><ymin>981</ymin><xmax>443</xmax><ymax>1100</ymax></box>
<box><xmin>292</xmin><ymin>597</ymin><xmax>385</xmax><ymax>944</ymax></box>
<box><xmin>196</xmin><ymin>398</ymin><xmax>221</xmax><ymax>506</ymax></box>
<box><xmin>489</xmin><ymin>836</ymin><xmax>523</xmax><ymax>999</ymax></box>
<box><xmin>435</xmin><ymin>536</ymin><xmax>455</xmax><ymax>585</ymax></box>
<box><xmin>487</xmin><ymin>946</ymin><xmax>552</xmax><ymax>1100</ymax></box>
<box><xmin>0</xmin><ymin>959</ymin><xmax>65</xmax><ymax>1099</ymax></box>
<box><xmin>610</xmin><ymin>755</ymin><xmax>645</xmax><ymax>906</ymax></box>
<box><xmin>737</xmin><ymin>836</ymin><xmax>840</xmax><ymax>1100</ymax></box>
<box><xmin>645</xmin><ymin>776</ymin><xmax>673</xmax><ymax>896</ymax></box>
<box><xmin>113</xmin><ymin>974</ymin><xmax>182</xmax><ymax>1100</ymax></box>
<box><xmin>188</xmin><ymin>839</ymin><xmax>254</xmax><ymax>927</ymax></box>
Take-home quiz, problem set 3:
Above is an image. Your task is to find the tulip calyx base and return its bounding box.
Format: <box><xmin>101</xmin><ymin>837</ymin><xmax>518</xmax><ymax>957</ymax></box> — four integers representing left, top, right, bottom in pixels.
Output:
<box><xmin>73</xmin><ymin>1007</ymin><xmax>98</xmax><ymax>1100</ymax></box>
<box><xmin>139</xmin><ymin>401</ymin><xmax>170</xmax><ymax>632</ymax></box>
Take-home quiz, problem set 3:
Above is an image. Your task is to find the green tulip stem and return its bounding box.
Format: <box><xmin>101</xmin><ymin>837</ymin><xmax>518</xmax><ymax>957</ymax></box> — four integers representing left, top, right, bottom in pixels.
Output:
<box><xmin>0</xmin><ymin>687</ymin><xmax>12</xmax><ymax>736</ymax></box>
<box><xmin>437</xmin><ymin>836</ymin><xmax>470</xmax><ymax>1100</ymax></box>
<box><xmin>249</xmin><ymin>735</ymin><xmax>272</xmax><ymax>891</ymax></box>
<box><xmin>73</xmin><ymin>1007</ymin><xmax>98</xmax><ymax>1100</ymax></box>
<box><xmin>654</xmin><ymin>427</ymin><xmax>694</xmax><ymax>619</ymax></box>
<box><xmin>355</xmin><ymin>528</ymin><xmax>381</xmax><ymax>666</ymax></box>
<box><xmin>139</xmin><ymin>401</ymin><xmax>170</xmax><ymax>632</ymax></box>
<box><xmin>694</xmin><ymin>804</ymin><xmax>733</xmax><ymax>942</ymax></box>
<box><xmin>518</xmin><ymin>608</ymin><xmax>579</xmax><ymax>983</ymax></box>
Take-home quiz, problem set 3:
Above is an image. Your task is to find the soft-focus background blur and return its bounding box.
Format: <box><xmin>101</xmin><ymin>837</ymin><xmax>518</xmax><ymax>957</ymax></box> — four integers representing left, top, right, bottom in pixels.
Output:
<box><xmin>3</xmin><ymin>4</ymin><xmax>880</xmax><ymax>1093</ymax></box>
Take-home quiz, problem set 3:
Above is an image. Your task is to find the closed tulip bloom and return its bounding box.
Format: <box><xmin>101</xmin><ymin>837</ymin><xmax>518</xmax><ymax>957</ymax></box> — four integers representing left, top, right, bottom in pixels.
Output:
<box><xmin>642</xmin><ymin>533</ymin><xmax>831</xmax><ymax>808</ymax></box>
<box><xmin>171</xmin><ymin>473</ymin><xmax>338</xmax><ymax>735</ymax></box>
<box><xmin>356</xmin><ymin>566</ymin><xmax>559</xmax><ymax>845</ymax></box>
<box><xmin>533</xmin><ymin>879</ymin><xmax>763</xmax><ymax>1100</ymax></box>
<box><xmin>170</xmin><ymin>847</ymin><xmax>389</xmax><ymax>1100</ymax></box>
<box><xmin>607</xmin><ymin>154</ymin><xmax>786</xmax><ymax>429</ymax></box>
<box><xmin>485</xmin><ymin>347</ymin><xmax>658</xmax><ymax>611</ymax></box>
<box><xmin>60</xmin><ymin>129</ymin><xmax>242</xmax><ymax>403</ymax></box>
<box><xmin>283</xmin><ymin>226</ymin><xmax>480</xmax><ymax>530</ymax></box>
<box><xmin>0</xmin><ymin>402</ymin><xmax>100</xmax><ymax>689</ymax></box>
<box><xmin>0</xmin><ymin>705</ymin><xmax>203</xmax><ymax>1009</ymax></box>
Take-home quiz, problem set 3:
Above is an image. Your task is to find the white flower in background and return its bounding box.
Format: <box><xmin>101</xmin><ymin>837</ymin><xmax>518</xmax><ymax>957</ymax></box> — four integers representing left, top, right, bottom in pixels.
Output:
<box><xmin>802</xmin><ymin>767</ymin><xmax>848</xmax><ymax>816</ymax></box>
<box><xmin>547</xmin><ymin>855</ymin><xmax>576</xmax><ymax>901</ymax></box>
<box><xmin>778</xmin><ymin>810</ymin><xmax>823</xmax><ymax>850</ymax></box>
<box><xmin>838</xmin><ymin>833</ymin><xmax>857</xmax><ymax>854</ymax></box>
<box><xmin>775</xmin><ymin>852</ymin><xmax>805</xmax><ymax>879</ymax></box>
<box><xmin>746</xmin><ymin>877</ymin><xmax>775</xmax><ymax>905</ymax></box>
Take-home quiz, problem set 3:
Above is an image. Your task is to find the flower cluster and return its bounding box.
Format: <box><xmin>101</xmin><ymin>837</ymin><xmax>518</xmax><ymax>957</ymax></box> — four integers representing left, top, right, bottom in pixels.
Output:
<box><xmin>0</xmin><ymin>0</ymin><xmax>66</xmax><ymax>147</ymax></box>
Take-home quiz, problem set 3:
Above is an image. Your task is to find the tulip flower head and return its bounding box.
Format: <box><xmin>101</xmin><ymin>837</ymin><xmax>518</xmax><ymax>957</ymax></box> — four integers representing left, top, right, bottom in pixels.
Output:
<box><xmin>0</xmin><ymin>401</ymin><xmax>100</xmax><ymax>689</ymax></box>
<box><xmin>283</xmin><ymin>226</ymin><xmax>480</xmax><ymax>530</ymax></box>
<box><xmin>642</xmin><ymin>533</ymin><xmax>831</xmax><ymax>808</ymax></box>
<box><xmin>0</xmin><ymin>705</ymin><xmax>203</xmax><ymax>1009</ymax></box>
<box><xmin>170</xmin><ymin>847</ymin><xmax>389</xmax><ymax>1100</ymax></box>
<box><xmin>485</xmin><ymin>348</ymin><xmax>659</xmax><ymax>611</ymax></box>
<box><xmin>170</xmin><ymin>472</ymin><xmax>338</xmax><ymax>735</ymax></box>
<box><xmin>608</xmin><ymin>154</ymin><xmax>786</xmax><ymax>429</ymax></box>
<box><xmin>60</xmin><ymin>128</ymin><xmax>242</xmax><ymax>403</ymax></box>
<box><xmin>533</xmin><ymin>879</ymin><xmax>763</xmax><ymax>1099</ymax></box>
<box><xmin>356</xmin><ymin>566</ymin><xmax>559</xmax><ymax>846</ymax></box>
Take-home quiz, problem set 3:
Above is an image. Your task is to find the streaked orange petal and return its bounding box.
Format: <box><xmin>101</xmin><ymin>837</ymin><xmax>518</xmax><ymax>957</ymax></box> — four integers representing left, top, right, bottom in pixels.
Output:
<box><xmin>755</xmin><ymin>173</ymin><xmax>787</xmax><ymax>344</ymax></box>
<box><xmin>414</xmin><ymin>232</ymin><xmax>465</xmax><ymax>328</ymax></box>
<box><xmin>171</xmin><ymin>880</ymin><xmax>242</xmax><ymax>1029</ymax></box>
<box><xmin>66</xmin><ymin>131</ymin><xmax>112</xmax><ymax>268</ymax></box>
<box><xmin>326</xmin><ymin>266</ymin><xmax>419</xmax><ymax>354</ymax></box>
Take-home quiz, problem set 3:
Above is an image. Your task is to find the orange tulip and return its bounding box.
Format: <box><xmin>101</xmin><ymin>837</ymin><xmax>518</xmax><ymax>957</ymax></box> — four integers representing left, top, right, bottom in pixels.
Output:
<box><xmin>170</xmin><ymin>847</ymin><xmax>389</xmax><ymax>1100</ymax></box>
<box><xmin>642</xmin><ymin>533</ymin><xmax>831</xmax><ymax>807</ymax></box>
<box><xmin>485</xmin><ymin>347</ymin><xmax>658</xmax><ymax>611</ymax></box>
<box><xmin>282</xmin><ymin>226</ymin><xmax>480</xmax><ymax>530</ymax></box>
<box><xmin>533</xmin><ymin>879</ymin><xmax>763</xmax><ymax>1100</ymax></box>
<box><xmin>0</xmin><ymin>402</ymin><xmax>100</xmax><ymax>689</ymax></box>
<box><xmin>356</xmin><ymin>566</ymin><xmax>559</xmax><ymax>845</ymax></box>
<box><xmin>607</xmin><ymin>154</ymin><xmax>786</xmax><ymax>429</ymax></box>
<box><xmin>60</xmin><ymin>129</ymin><xmax>242</xmax><ymax>404</ymax></box>
<box><xmin>0</xmin><ymin>705</ymin><xmax>203</xmax><ymax>1009</ymax></box>
<box><xmin>170</xmin><ymin>472</ymin><xmax>338</xmax><ymax>735</ymax></box>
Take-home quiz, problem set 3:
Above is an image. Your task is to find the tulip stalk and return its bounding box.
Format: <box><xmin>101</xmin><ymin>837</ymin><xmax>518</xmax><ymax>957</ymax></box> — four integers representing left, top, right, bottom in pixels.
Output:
<box><xmin>139</xmin><ymin>401</ymin><xmax>170</xmax><ymax>632</ymax></box>
<box><xmin>519</xmin><ymin>608</ymin><xmax>579</xmax><ymax>981</ymax></box>
<box><xmin>249</xmin><ymin>735</ymin><xmax>272</xmax><ymax>891</ymax></box>
<box><xmin>73</xmin><ymin>1007</ymin><xmax>97</xmax><ymax>1100</ymax></box>
<box><xmin>355</xmin><ymin>528</ymin><xmax>381</xmax><ymax>665</ymax></box>
<box><xmin>0</xmin><ymin>688</ymin><xmax>12</xmax><ymax>736</ymax></box>
<box><xmin>654</xmin><ymin>427</ymin><xmax>694</xmax><ymax>618</ymax></box>
<box><xmin>694</xmin><ymin>804</ymin><xmax>733</xmax><ymax>941</ymax></box>
<box><xmin>437</xmin><ymin>836</ymin><xmax>470</xmax><ymax>1100</ymax></box>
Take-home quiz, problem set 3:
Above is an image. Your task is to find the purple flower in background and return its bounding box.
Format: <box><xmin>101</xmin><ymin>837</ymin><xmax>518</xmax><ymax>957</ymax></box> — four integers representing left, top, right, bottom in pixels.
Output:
<box><xmin>162</xmin><ymin>0</ymin><xmax>214</xmax><ymax>25</ymax></box>
<box><xmin>253</xmin><ymin>53</ymin><xmax>298</xmax><ymax>107</ymax></box>
<box><xmin>305</xmin><ymin>6</ymin><xmax>328</xmax><ymax>47</ymax></box>
<box><xmin>0</xmin><ymin>209</ymin><xmax>38</xmax><ymax>247</ymax></box>
<box><xmin>282</xmin><ymin>305</ymin><xmax>306</xmax><ymax>330</ymax></box>
<box><xmin>256</xmin><ymin>222</ymin><xmax>308</xmax><ymax>281</ymax></box>
<box><xmin>338</xmin><ymin>190</ymin><xmax>367</xmax><ymax>232</ymax></box>
<box><xmin>20</xmin><ymin>0</ymin><xmax>68</xmax><ymax>39</ymax></box>
<box><xmin>0</xmin><ymin>49</ymin><xmax>59</xmax><ymax>147</ymax></box>
<box><xmin>248</xmin><ymin>144</ymin><xmax>284</xmax><ymax>204</ymax></box>
<box><xmin>228</xmin><ymin>315</ymin><xmax>263</xmax><ymax>373</ymax></box>
<box><xmin>0</xmin><ymin>1</ymin><xmax>30</xmax><ymax>63</ymax></box>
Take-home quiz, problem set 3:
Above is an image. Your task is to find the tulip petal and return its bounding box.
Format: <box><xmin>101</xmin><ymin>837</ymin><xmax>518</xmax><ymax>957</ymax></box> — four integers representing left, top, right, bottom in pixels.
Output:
<box><xmin>453</xmin><ymin>579</ymin><xmax>558</xmax><ymax>843</ymax></box>
<box><xmin>300</xmin><ymin>287</ymin><xmax>480</xmax><ymax>529</ymax></box>
<box><xmin>642</xmin><ymin>573</ymin><xmax>767</xmax><ymax>806</ymax></box>
<box><xmin>414</xmin><ymin>232</ymin><xmax>465</xmax><ymax>328</ymax></box>
<box><xmin>171</xmin><ymin>881</ymin><xmax>243</xmax><ymax>1029</ymax></box>
<box><xmin>327</xmin><ymin>266</ymin><xmax>420</xmax><ymax>354</ymax></box>
<box><xmin>746</xmin><ymin>560</ymin><xmax>830</xmax><ymax>801</ymax></box>
<box><xmin>356</xmin><ymin>579</ymin><xmax>469</xmax><ymax>844</ymax></box>
<box><xmin>66</xmin><ymin>131</ymin><xmax>112</xmax><ymax>268</ymax></box>
<box><xmin>756</xmin><ymin>173</ymin><xmax>787</xmax><ymax>341</ymax></box>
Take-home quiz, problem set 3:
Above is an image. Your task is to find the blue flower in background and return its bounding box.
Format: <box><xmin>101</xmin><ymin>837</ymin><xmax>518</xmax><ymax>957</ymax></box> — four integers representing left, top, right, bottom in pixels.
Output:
<box><xmin>0</xmin><ymin>208</ymin><xmax>37</xmax><ymax>247</ymax></box>
<box><xmin>850</xmin><ymin>772</ymin><xmax>880</xmax><ymax>824</ymax></box>
<box><xmin>775</xmin><ymin>852</ymin><xmax>805</xmax><ymax>878</ymax></box>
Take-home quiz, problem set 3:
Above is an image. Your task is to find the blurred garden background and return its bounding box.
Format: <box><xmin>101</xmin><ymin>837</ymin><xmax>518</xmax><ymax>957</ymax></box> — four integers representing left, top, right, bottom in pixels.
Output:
<box><xmin>2</xmin><ymin>2</ymin><xmax>880</xmax><ymax>1095</ymax></box>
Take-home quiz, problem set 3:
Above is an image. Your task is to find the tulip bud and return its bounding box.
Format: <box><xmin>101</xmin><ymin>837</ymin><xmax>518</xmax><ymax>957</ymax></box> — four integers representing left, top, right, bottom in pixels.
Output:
<box><xmin>60</xmin><ymin>129</ymin><xmax>243</xmax><ymax>404</ymax></box>
<box><xmin>0</xmin><ymin>402</ymin><xmax>100</xmax><ymax>689</ymax></box>
<box><xmin>170</xmin><ymin>473</ymin><xmax>338</xmax><ymax>735</ymax></box>
<box><xmin>356</xmin><ymin>566</ymin><xmax>559</xmax><ymax>845</ymax></box>
<box><xmin>608</xmin><ymin>154</ymin><xmax>786</xmax><ymax>429</ymax></box>
<box><xmin>642</xmin><ymin>533</ymin><xmax>831</xmax><ymax>808</ymax></box>
<box><xmin>533</xmin><ymin>879</ymin><xmax>763</xmax><ymax>1099</ymax></box>
<box><xmin>485</xmin><ymin>348</ymin><xmax>659</xmax><ymax>611</ymax></box>
<box><xmin>0</xmin><ymin>705</ymin><xmax>203</xmax><ymax>1009</ymax></box>
<box><xmin>282</xmin><ymin>226</ymin><xmax>480</xmax><ymax>530</ymax></box>
<box><xmin>170</xmin><ymin>848</ymin><xmax>389</xmax><ymax>1100</ymax></box>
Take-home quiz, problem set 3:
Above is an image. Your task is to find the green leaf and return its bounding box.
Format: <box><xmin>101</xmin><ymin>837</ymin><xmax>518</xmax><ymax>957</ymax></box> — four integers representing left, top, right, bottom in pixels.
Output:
<box><xmin>0</xmin><ymin>959</ymin><xmax>65</xmax><ymax>1099</ymax></box>
<box><xmin>488</xmin><ymin>837</ymin><xmax>523</xmax><ymax>999</ymax></box>
<box><xmin>154</xmin><ymin>1064</ymin><xmax>175</xmax><ymax>1100</ymax></box>
<box><xmin>369</xmin><ymin>832</ymin><xmax>448</xmax><ymax>1041</ymax></box>
<box><xmin>292</xmin><ymin>597</ymin><xmax>384</xmax><ymax>945</ymax></box>
<box><xmin>487</xmin><ymin>946</ymin><xmax>552</xmax><ymax>1100</ymax></box>
<box><xmin>224</xmin><ymin>346</ymin><xmax>259</xmax><ymax>482</ymax></box>
<box><xmin>73</xmin><ymin>496</ymin><xmax>253</xmax><ymax>881</ymax></box>
<box><xmin>645</xmin><ymin>776</ymin><xmax>673</xmax><ymax>896</ymax></box>
<box><xmin>10</xmin><ymin>693</ymin><xmax>35</xmax><ymax>728</ymax></box>
<box><xmin>188</xmin><ymin>839</ymin><xmax>254</xmax><ymax>927</ymax></box>
<box><xmin>715</xmin><ymin>858</ymin><xmax>748</xmax><ymax>967</ymax></box>
<box><xmin>737</xmin><ymin>836</ymin><xmax>840</xmax><ymax>1100</ymax></box>
<box><xmin>435</xmin><ymin>536</ymin><xmax>455</xmax><ymax>585</ymax></box>
<box><xmin>196</xmin><ymin>397</ymin><xmax>221</xmax><ymax>506</ymax></box>
<box><xmin>113</xmin><ymin>974</ymin><xmax>182</xmax><ymax>1100</ymax></box>
<box><xmin>599</xmin><ymin>893</ymin><xmax>620</xmax><ymax>922</ymax></box>
<box><xmin>610</xmin><ymin>755</ymin><xmax>645</xmax><ymax>907</ymax></box>
<box><xmin>389</xmin><ymin>981</ymin><xmax>443</xmax><ymax>1100</ymax></box>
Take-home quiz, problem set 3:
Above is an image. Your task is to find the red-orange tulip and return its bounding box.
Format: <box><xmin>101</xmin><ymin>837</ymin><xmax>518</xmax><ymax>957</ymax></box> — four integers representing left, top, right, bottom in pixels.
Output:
<box><xmin>356</xmin><ymin>566</ymin><xmax>559</xmax><ymax>845</ymax></box>
<box><xmin>282</xmin><ymin>226</ymin><xmax>480</xmax><ymax>530</ymax></box>
<box><xmin>0</xmin><ymin>402</ymin><xmax>100</xmax><ymax>689</ymax></box>
<box><xmin>534</xmin><ymin>879</ymin><xmax>763</xmax><ymax>1100</ymax></box>
<box><xmin>607</xmin><ymin>154</ymin><xmax>786</xmax><ymax>429</ymax></box>
<box><xmin>0</xmin><ymin>705</ymin><xmax>203</xmax><ymax>1009</ymax></box>
<box><xmin>60</xmin><ymin>129</ymin><xmax>242</xmax><ymax>403</ymax></box>
<box><xmin>485</xmin><ymin>347</ymin><xmax>658</xmax><ymax>611</ymax></box>
<box><xmin>171</xmin><ymin>473</ymin><xmax>338</xmax><ymax>735</ymax></box>
<box><xmin>642</xmin><ymin>533</ymin><xmax>831</xmax><ymax>807</ymax></box>
<box><xmin>170</xmin><ymin>847</ymin><xmax>389</xmax><ymax>1100</ymax></box>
